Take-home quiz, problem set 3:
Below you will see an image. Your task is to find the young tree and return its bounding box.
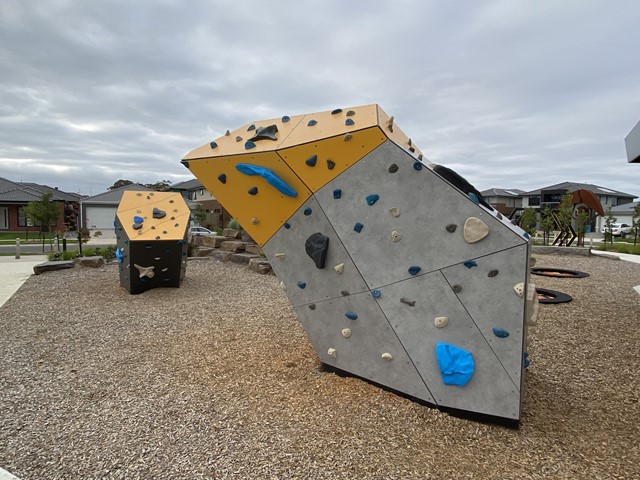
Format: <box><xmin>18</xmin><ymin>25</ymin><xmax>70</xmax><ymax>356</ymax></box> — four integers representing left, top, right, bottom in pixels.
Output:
<box><xmin>632</xmin><ymin>203</ymin><xmax>640</xmax><ymax>246</ymax></box>
<box><xmin>24</xmin><ymin>192</ymin><xmax>61</xmax><ymax>246</ymax></box>
<box><xmin>192</xmin><ymin>203</ymin><xmax>206</xmax><ymax>226</ymax></box>
<box><xmin>575</xmin><ymin>210</ymin><xmax>589</xmax><ymax>247</ymax></box>
<box><xmin>539</xmin><ymin>206</ymin><xmax>555</xmax><ymax>246</ymax></box>
<box><xmin>108</xmin><ymin>179</ymin><xmax>134</xmax><ymax>190</ymax></box>
<box><xmin>519</xmin><ymin>208</ymin><xmax>537</xmax><ymax>237</ymax></box>
<box><xmin>603</xmin><ymin>207</ymin><xmax>617</xmax><ymax>246</ymax></box>
<box><xmin>144</xmin><ymin>179</ymin><xmax>172</xmax><ymax>191</ymax></box>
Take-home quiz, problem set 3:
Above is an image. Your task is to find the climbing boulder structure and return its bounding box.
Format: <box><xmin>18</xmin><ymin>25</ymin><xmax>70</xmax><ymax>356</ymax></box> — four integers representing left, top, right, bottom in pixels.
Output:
<box><xmin>115</xmin><ymin>191</ymin><xmax>190</xmax><ymax>294</ymax></box>
<box><xmin>182</xmin><ymin>104</ymin><xmax>538</xmax><ymax>424</ymax></box>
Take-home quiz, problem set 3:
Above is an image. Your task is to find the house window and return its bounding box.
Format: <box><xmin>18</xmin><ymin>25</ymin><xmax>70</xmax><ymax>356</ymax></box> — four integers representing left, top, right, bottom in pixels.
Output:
<box><xmin>17</xmin><ymin>206</ymin><xmax>35</xmax><ymax>227</ymax></box>
<box><xmin>529</xmin><ymin>196</ymin><xmax>540</xmax><ymax>206</ymax></box>
<box><xmin>200</xmin><ymin>189</ymin><xmax>204</xmax><ymax>196</ymax></box>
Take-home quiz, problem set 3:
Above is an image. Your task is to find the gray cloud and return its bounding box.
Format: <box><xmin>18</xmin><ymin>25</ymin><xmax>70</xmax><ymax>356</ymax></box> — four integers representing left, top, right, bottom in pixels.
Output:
<box><xmin>0</xmin><ymin>0</ymin><xmax>638</xmax><ymax>197</ymax></box>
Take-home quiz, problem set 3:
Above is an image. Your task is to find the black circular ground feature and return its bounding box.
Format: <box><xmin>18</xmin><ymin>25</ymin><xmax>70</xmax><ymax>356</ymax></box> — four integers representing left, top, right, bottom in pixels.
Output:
<box><xmin>530</xmin><ymin>267</ymin><xmax>589</xmax><ymax>278</ymax></box>
<box><xmin>536</xmin><ymin>288</ymin><xmax>573</xmax><ymax>304</ymax></box>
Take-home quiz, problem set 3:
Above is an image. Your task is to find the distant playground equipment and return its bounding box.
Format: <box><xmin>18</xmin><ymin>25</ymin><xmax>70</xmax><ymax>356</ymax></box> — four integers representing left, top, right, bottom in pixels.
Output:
<box><xmin>182</xmin><ymin>104</ymin><xmax>537</xmax><ymax>425</ymax></box>
<box><xmin>536</xmin><ymin>288</ymin><xmax>573</xmax><ymax>304</ymax></box>
<box><xmin>531</xmin><ymin>267</ymin><xmax>590</xmax><ymax>278</ymax></box>
<box><xmin>115</xmin><ymin>191</ymin><xmax>190</xmax><ymax>294</ymax></box>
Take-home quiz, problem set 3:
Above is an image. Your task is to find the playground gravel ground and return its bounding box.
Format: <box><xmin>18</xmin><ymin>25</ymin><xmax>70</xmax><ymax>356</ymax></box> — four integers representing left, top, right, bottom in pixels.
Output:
<box><xmin>0</xmin><ymin>254</ymin><xmax>638</xmax><ymax>479</ymax></box>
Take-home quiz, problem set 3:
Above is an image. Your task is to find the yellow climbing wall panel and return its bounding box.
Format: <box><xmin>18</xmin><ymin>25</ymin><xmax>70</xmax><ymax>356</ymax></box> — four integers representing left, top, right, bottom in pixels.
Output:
<box><xmin>377</xmin><ymin>107</ymin><xmax>425</xmax><ymax>160</ymax></box>
<box><xmin>117</xmin><ymin>191</ymin><xmax>190</xmax><ymax>241</ymax></box>
<box><xmin>278</xmin><ymin>126</ymin><xmax>387</xmax><ymax>193</ymax></box>
<box><xmin>187</xmin><ymin>151</ymin><xmax>312</xmax><ymax>245</ymax></box>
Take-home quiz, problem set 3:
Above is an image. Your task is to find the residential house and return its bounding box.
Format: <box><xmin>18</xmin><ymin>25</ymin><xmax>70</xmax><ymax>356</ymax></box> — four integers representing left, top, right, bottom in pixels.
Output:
<box><xmin>607</xmin><ymin>201</ymin><xmax>639</xmax><ymax>228</ymax></box>
<box><xmin>0</xmin><ymin>177</ymin><xmax>79</xmax><ymax>233</ymax></box>
<box><xmin>170</xmin><ymin>178</ymin><xmax>229</xmax><ymax>228</ymax></box>
<box><xmin>479</xmin><ymin>188</ymin><xmax>525</xmax><ymax>216</ymax></box>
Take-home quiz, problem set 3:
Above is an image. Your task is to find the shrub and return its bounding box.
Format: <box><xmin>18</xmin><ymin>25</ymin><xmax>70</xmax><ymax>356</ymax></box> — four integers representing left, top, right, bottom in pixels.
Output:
<box><xmin>47</xmin><ymin>250</ymin><xmax>77</xmax><ymax>261</ymax></box>
<box><xmin>227</xmin><ymin>218</ymin><xmax>242</xmax><ymax>231</ymax></box>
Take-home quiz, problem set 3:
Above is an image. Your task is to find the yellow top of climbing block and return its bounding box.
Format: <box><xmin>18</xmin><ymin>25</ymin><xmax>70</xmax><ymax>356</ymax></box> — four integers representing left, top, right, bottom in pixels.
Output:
<box><xmin>117</xmin><ymin>191</ymin><xmax>190</xmax><ymax>241</ymax></box>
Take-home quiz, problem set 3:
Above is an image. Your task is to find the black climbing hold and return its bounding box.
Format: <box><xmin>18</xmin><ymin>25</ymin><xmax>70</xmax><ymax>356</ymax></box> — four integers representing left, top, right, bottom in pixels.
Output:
<box><xmin>308</xmin><ymin>120</ymin><xmax>317</xmax><ymax>126</ymax></box>
<box><xmin>366</xmin><ymin>194</ymin><xmax>380</xmax><ymax>206</ymax></box>
<box><xmin>305</xmin><ymin>232</ymin><xmax>329</xmax><ymax>269</ymax></box>
<box><xmin>400</xmin><ymin>297</ymin><xmax>416</xmax><ymax>306</ymax></box>
<box><xmin>388</xmin><ymin>164</ymin><xmax>398</xmax><ymax>173</ymax></box>
<box><xmin>488</xmin><ymin>269</ymin><xmax>499</xmax><ymax>277</ymax></box>
<box><xmin>248</xmin><ymin>124</ymin><xmax>279</xmax><ymax>142</ymax></box>
<box><xmin>345</xmin><ymin>118</ymin><xmax>355</xmax><ymax>126</ymax></box>
<box><xmin>409</xmin><ymin>146</ymin><xmax>415</xmax><ymax>153</ymax></box>
<box><xmin>209</xmin><ymin>141</ymin><xmax>217</xmax><ymax>149</ymax></box>
<box><xmin>413</xmin><ymin>161</ymin><xmax>423</xmax><ymax>171</ymax></box>
<box><xmin>346</xmin><ymin>110</ymin><xmax>355</xmax><ymax>116</ymax></box>
<box><xmin>408</xmin><ymin>266</ymin><xmax>421</xmax><ymax>275</ymax></box>
<box><xmin>282</xmin><ymin>115</ymin><xmax>290</xmax><ymax>122</ymax></box>
<box><xmin>309</xmin><ymin>304</ymin><xmax>316</xmax><ymax>310</ymax></box>
<box><xmin>225</xmin><ymin>130</ymin><xmax>230</xmax><ymax>136</ymax></box>
<box><xmin>181</xmin><ymin>160</ymin><xmax>190</xmax><ymax>168</ymax></box>
<box><xmin>464</xmin><ymin>260</ymin><xmax>478</xmax><ymax>268</ymax></box>
<box><xmin>446</xmin><ymin>224</ymin><xmax>457</xmax><ymax>233</ymax></box>
<box><xmin>297</xmin><ymin>281</ymin><xmax>306</xmax><ymax>289</ymax></box>
<box><xmin>333</xmin><ymin>189</ymin><xmax>342</xmax><ymax>199</ymax></box>
<box><xmin>303</xmin><ymin>208</ymin><xmax>312</xmax><ymax>216</ymax></box>
<box><xmin>305</xmin><ymin>155</ymin><xmax>317</xmax><ymax>167</ymax></box>
<box><xmin>248</xmin><ymin>186</ymin><xmax>258</xmax><ymax>195</ymax></box>
<box><xmin>432</xmin><ymin>164</ymin><xmax>493</xmax><ymax>210</ymax></box>
<box><xmin>452</xmin><ymin>285</ymin><xmax>462</xmax><ymax>293</ymax></box>
<box><xmin>331</xmin><ymin>108</ymin><xmax>343</xmax><ymax>114</ymax></box>
<box><xmin>218</xmin><ymin>174</ymin><xmax>227</xmax><ymax>184</ymax></box>
<box><xmin>354</xmin><ymin>222</ymin><xmax>363</xmax><ymax>233</ymax></box>
<box><xmin>492</xmin><ymin>327</ymin><xmax>510</xmax><ymax>338</ymax></box>
<box><xmin>132</xmin><ymin>223</ymin><xmax>142</xmax><ymax>230</ymax></box>
<box><xmin>326</xmin><ymin>159</ymin><xmax>336</xmax><ymax>170</ymax></box>
<box><xmin>341</xmin><ymin>290</ymin><xmax>350</xmax><ymax>296</ymax></box>
<box><xmin>245</xmin><ymin>141</ymin><xmax>256</xmax><ymax>150</ymax></box>
<box><xmin>152</xmin><ymin>208</ymin><xmax>166</xmax><ymax>219</ymax></box>
<box><xmin>155</xmin><ymin>236</ymin><xmax>160</xmax><ymax>240</ymax></box>
<box><xmin>284</xmin><ymin>222</ymin><xmax>291</xmax><ymax>229</ymax></box>
<box><xmin>247</xmin><ymin>124</ymin><xmax>256</xmax><ymax>131</ymax></box>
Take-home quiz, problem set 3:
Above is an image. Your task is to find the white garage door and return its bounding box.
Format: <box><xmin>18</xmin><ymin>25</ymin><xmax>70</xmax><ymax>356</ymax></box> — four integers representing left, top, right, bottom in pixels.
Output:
<box><xmin>85</xmin><ymin>206</ymin><xmax>117</xmax><ymax>230</ymax></box>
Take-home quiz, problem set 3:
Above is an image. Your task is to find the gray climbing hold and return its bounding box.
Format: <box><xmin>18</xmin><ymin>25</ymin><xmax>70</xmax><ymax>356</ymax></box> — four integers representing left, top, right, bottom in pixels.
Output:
<box><xmin>366</xmin><ymin>194</ymin><xmax>380</xmax><ymax>206</ymax></box>
<box><xmin>388</xmin><ymin>164</ymin><xmax>398</xmax><ymax>173</ymax></box>
<box><xmin>132</xmin><ymin>223</ymin><xmax>143</xmax><ymax>230</ymax></box>
<box><xmin>492</xmin><ymin>327</ymin><xmax>510</xmax><ymax>338</ymax></box>
<box><xmin>389</xmin><ymin>207</ymin><xmax>400</xmax><ymax>217</ymax></box>
<box><xmin>247</xmin><ymin>124</ymin><xmax>255</xmax><ymax>131</ymax></box>
<box><xmin>400</xmin><ymin>297</ymin><xmax>416</xmax><ymax>306</ymax></box>
<box><xmin>345</xmin><ymin>311</ymin><xmax>358</xmax><ymax>320</ymax></box>
<box><xmin>354</xmin><ymin>222</ymin><xmax>363</xmax><ymax>233</ymax></box>
<box><xmin>446</xmin><ymin>224</ymin><xmax>457</xmax><ymax>233</ymax></box>
<box><xmin>225</xmin><ymin>130</ymin><xmax>230</xmax><ymax>136</ymax></box>
<box><xmin>391</xmin><ymin>231</ymin><xmax>401</xmax><ymax>242</ymax></box>
<box><xmin>408</xmin><ymin>266</ymin><xmax>421</xmax><ymax>275</ymax></box>
<box><xmin>297</xmin><ymin>281</ymin><xmax>306</xmax><ymax>289</ymax></box>
<box><xmin>341</xmin><ymin>290</ymin><xmax>350</xmax><ymax>296</ymax></box>
<box><xmin>309</xmin><ymin>304</ymin><xmax>316</xmax><ymax>310</ymax></box>
<box><xmin>388</xmin><ymin>116</ymin><xmax>394</xmax><ymax>132</ymax></box>
<box><xmin>248</xmin><ymin>124</ymin><xmax>279</xmax><ymax>142</ymax></box>
<box><xmin>333</xmin><ymin>189</ymin><xmax>342</xmax><ymax>199</ymax></box>
<box><xmin>488</xmin><ymin>269</ymin><xmax>499</xmax><ymax>277</ymax></box>
<box><xmin>305</xmin><ymin>155</ymin><xmax>317</xmax><ymax>167</ymax></box>
<box><xmin>235</xmin><ymin>136</ymin><xmax>242</xmax><ymax>142</ymax></box>
<box><xmin>305</xmin><ymin>232</ymin><xmax>329</xmax><ymax>269</ymax></box>
<box><xmin>326</xmin><ymin>159</ymin><xmax>336</xmax><ymax>170</ymax></box>
<box><xmin>346</xmin><ymin>110</ymin><xmax>355</xmax><ymax>116</ymax></box>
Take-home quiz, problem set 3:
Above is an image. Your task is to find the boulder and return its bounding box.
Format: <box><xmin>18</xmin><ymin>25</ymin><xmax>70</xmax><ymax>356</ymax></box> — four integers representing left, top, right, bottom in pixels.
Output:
<box><xmin>244</xmin><ymin>244</ymin><xmax>263</xmax><ymax>255</ymax></box>
<box><xmin>190</xmin><ymin>236</ymin><xmax>205</xmax><ymax>246</ymax></box>
<box><xmin>222</xmin><ymin>228</ymin><xmax>242</xmax><ymax>239</ymax></box>
<box><xmin>210</xmin><ymin>250</ymin><xmax>234</xmax><ymax>262</ymax></box>
<box><xmin>192</xmin><ymin>247</ymin><xmax>216</xmax><ymax>257</ymax></box>
<box><xmin>220</xmin><ymin>241</ymin><xmax>248</xmax><ymax>252</ymax></box>
<box><xmin>33</xmin><ymin>261</ymin><xmax>75</xmax><ymax>275</ymax></box>
<box><xmin>249</xmin><ymin>257</ymin><xmax>273</xmax><ymax>274</ymax></box>
<box><xmin>230</xmin><ymin>253</ymin><xmax>260</xmax><ymax>265</ymax></box>
<box><xmin>73</xmin><ymin>256</ymin><xmax>105</xmax><ymax>268</ymax></box>
<box><xmin>202</xmin><ymin>235</ymin><xmax>232</xmax><ymax>248</ymax></box>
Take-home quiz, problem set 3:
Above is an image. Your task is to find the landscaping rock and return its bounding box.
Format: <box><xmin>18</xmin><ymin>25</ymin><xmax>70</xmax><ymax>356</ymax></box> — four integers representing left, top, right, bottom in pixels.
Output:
<box><xmin>210</xmin><ymin>250</ymin><xmax>234</xmax><ymax>262</ymax></box>
<box><xmin>73</xmin><ymin>256</ymin><xmax>105</xmax><ymax>268</ymax></box>
<box><xmin>190</xmin><ymin>236</ymin><xmax>205</xmax><ymax>246</ymax></box>
<box><xmin>220</xmin><ymin>241</ymin><xmax>248</xmax><ymax>253</ymax></box>
<box><xmin>222</xmin><ymin>228</ymin><xmax>242</xmax><ymax>239</ymax></box>
<box><xmin>33</xmin><ymin>261</ymin><xmax>75</xmax><ymax>275</ymax></box>
<box><xmin>202</xmin><ymin>235</ymin><xmax>232</xmax><ymax>248</ymax></box>
<box><xmin>192</xmin><ymin>247</ymin><xmax>216</xmax><ymax>257</ymax></box>
<box><xmin>249</xmin><ymin>257</ymin><xmax>273</xmax><ymax>274</ymax></box>
<box><xmin>230</xmin><ymin>253</ymin><xmax>260</xmax><ymax>265</ymax></box>
<box><xmin>244</xmin><ymin>244</ymin><xmax>263</xmax><ymax>255</ymax></box>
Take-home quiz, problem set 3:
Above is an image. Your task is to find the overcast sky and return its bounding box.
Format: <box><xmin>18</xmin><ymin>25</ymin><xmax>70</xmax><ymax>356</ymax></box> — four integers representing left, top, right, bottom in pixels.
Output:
<box><xmin>1</xmin><ymin>0</ymin><xmax>639</xmax><ymax>198</ymax></box>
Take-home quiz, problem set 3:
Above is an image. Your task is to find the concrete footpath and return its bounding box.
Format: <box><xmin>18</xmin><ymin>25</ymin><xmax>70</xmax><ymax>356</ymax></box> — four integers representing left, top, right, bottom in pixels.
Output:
<box><xmin>0</xmin><ymin>255</ymin><xmax>48</xmax><ymax>309</ymax></box>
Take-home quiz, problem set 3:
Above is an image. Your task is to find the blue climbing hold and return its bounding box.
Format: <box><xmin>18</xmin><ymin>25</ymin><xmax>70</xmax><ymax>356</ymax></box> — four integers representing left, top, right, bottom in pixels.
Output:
<box><xmin>345</xmin><ymin>118</ymin><xmax>355</xmax><ymax>126</ymax></box>
<box><xmin>305</xmin><ymin>155</ymin><xmax>317</xmax><ymax>167</ymax></box>
<box><xmin>468</xmin><ymin>192</ymin><xmax>480</xmax><ymax>205</ymax></box>
<box><xmin>492</xmin><ymin>327</ymin><xmax>510</xmax><ymax>338</ymax></box>
<box><xmin>304</xmin><ymin>208</ymin><xmax>312</xmax><ymax>216</ymax></box>
<box><xmin>436</xmin><ymin>342</ymin><xmax>475</xmax><ymax>386</ymax></box>
<box><xmin>408</xmin><ymin>266</ymin><xmax>421</xmax><ymax>275</ymax></box>
<box><xmin>345</xmin><ymin>311</ymin><xmax>358</xmax><ymax>320</ymax></box>
<box><xmin>218</xmin><ymin>173</ymin><xmax>227</xmax><ymax>184</ymax></box>
<box><xmin>247</xmin><ymin>124</ymin><xmax>256</xmax><ymax>131</ymax></box>
<box><xmin>524</xmin><ymin>352</ymin><xmax>530</xmax><ymax>368</ymax></box>
<box><xmin>284</xmin><ymin>222</ymin><xmax>291</xmax><ymax>229</ymax></box>
<box><xmin>115</xmin><ymin>249</ymin><xmax>124</xmax><ymax>263</ymax></box>
<box><xmin>210</xmin><ymin>141</ymin><xmax>217</xmax><ymax>149</ymax></box>
<box><xmin>245</xmin><ymin>141</ymin><xmax>256</xmax><ymax>150</ymax></box>
<box><xmin>413</xmin><ymin>162</ymin><xmax>423</xmax><ymax>171</ymax></box>
<box><xmin>372</xmin><ymin>290</ymin><xmax>381</xmax><ymax>298</ymax></box>
<box><xmin>297</xmin><ymin>281</ymin><xmax>306</xmax><ymax>289</ymax></box>
<box><xmin>308</xmin><ymin>119</ymin><xmax>317</xmax><ymax>126</ymax></box>
<box><xmin>236</xmin><ymin>163</ymin><xmax>298</xmax><ymax>198</ymax></box>
<box><xmin>464</xmin><ymin>259</ymin><xmax>478</xmax><ymax>268</ymax></box>
<box><xmin>134</xmin><ymin>216</ymin><xmax>144</xmax><ymax>224</ymax></box>
<box><xmin>524</xmin><ymin>232</ymin><xmax>531</xmax><ymax>240</ymax></box>
<box><xmin>248</xmin><ymin>186</ymin><xmax>258</xmax><ymax>195</ymax></box>
<box><xmin>333</xmin><ymin>189</ymin><xmax>342</xmax><ymax>199</ymax></box>
<box><xmin>354</xmin><ymin>222</ymin><xmax>364</xmax><ymax>233</ymax></box>
<box><xmin>282</xmin><ymin>115</ymin><xmax>290</xmax><ymax>122</ymax></box>
<box><xmin>366</xmin><ymin>194</ymin><xmax>380</xmax><ymax>206</ymax></box>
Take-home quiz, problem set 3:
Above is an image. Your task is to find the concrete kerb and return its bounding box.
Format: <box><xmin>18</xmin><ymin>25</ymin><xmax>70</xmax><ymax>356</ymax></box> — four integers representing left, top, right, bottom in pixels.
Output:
<box><xmin>0</xmin><ymin>255</ymin><xmax>48</xmax><ymax>309</ymax></box>
<box><xmin>0</xmin><ymin>467</ymin><xmax>21</xmax><ymax>480</ymax></box>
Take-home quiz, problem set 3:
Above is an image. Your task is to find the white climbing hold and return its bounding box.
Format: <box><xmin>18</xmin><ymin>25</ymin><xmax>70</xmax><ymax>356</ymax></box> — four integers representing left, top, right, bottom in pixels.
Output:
<box><xmin>513</xmin><ymin>282</ymin><xmax>525</xmax><ymax>297</ymax></box>
<box><xmin>463</xmin><ymin>217</ymin><xmax>490</xmax><ymax>243</ymax></box>
<box><xmin>381</xmin><ymin>352</ymin><xmax>393</xmax><ymax>361</ymax></box>
<box><xmin>280</xmin><ymin>281</ymin><xmax>286</xmax><ymax>290</ymax></box>
<box><xmin>334</xmin><ymin>263</ymin><xmax>344</xmax><ymax>274</ymax></box>
<box><xmin>327</xmin><ymin>348</ymin><xmax>337</xmax><ymax>358</ymax></box>
<box><xmin>530</xmin><ymin>256</ymin><xmax>537</xmax><ymax>267</ymax></box>
<box><xmin>389</xmin><ymin>207</ymin><xmax>401</xmax><ymax>217</ymax></box>
<box><xmin>275</xmin><ymin>253</ymin><xmax>286</xmax><ymax>260</ymax></box>
<box><xmin>134</xmin><ymin>264</ymin><xmax>155</xmax><ymax>279</ymax></box>
<box><xmin>391</xmin><ymin>231</ymin><xmax>401</xmax><ymax>242</ymax></box>
<box><xmin>341</xmin><ymin>328</ymin><xmax>351</xmax><ymax>338</ymax></box>
<box><xmin>434</xmin><ymin>316</ymin><xmax>449</xmax><ymax>328</ymax></box>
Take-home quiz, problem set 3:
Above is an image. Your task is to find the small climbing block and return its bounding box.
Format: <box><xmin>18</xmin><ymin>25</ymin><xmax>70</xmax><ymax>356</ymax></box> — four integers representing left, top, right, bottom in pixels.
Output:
<box><xmin>345</xmin><ymin>311</ymin><xmax>358</xmax><ymax>320</ymax></box>
<box><xmin>463</xmin><ymin>260</ymin><xmax>478</xmax><ymax>269</ymax></box>
<box><xmin>492</xmin><ymin>327</ymin><xmax>510</xmax><ymax>338</ymax></box>
<box><xmin>366</xmin><ymin>194</ymin><xmax>380</xmax><ymax>206</ymax></box>
<box><xmin>435</xmin><ymin>342</ymin><xmax>475</xmax><ymax>387</ymax></box>
<box><xmin>297</xmin><ymin>281</ymin><xmax>306</xmax><ymax>289</ymax></box>
<box><xmin>488</xmin><ymin>269</ymin><xmax>499</xmax><ymax>277</ymax></box>
<box><xmin>331</xmin><ymin>108</ymin><xmax>343</xmax><ymax>114</ymax></box>
<box><xmin>388</xmin><ymin>164</ymin><xmax>398</xmax><ymax>173</ymax></box>
<box><xmin>282</xmin><ymin>115</ymin><xmax>290</xmax><ymax>122</ymax></box>
<box><xmin>217</xmin><ymin>173</ymin><xmax>227</xmax><ymax>184</ymax></box>
<box><xmin>333</xmin><ymin>189</ymin><xmax>342</xmax><ymax>199</ymax></box>
<box><xmin>305</xmin><ymin>155</ymin><xmax>317</xmax><ymax>167</ymax></box>
<box><xmin>326</xmin><ymin>160</ymin><xmax>336</xmax><ymax>170</ymax></box>
<box><xmin>247</xmin><ymin>124</ymin><xmax>256</xmax><ymax>131</ymax></box>
<box><xmin>152</xmin><ymin>208</ymin><xmax>166</xmax><ymax>219</ymax></box>
<box><xmin>400</xmin><ymin>297</ymin><xmax>416</xmax><ymax>306</ymax></box>
<box><xmin>248</xmin><ymin>186</ymin><xmax>258</xmax><ymax>195</ymax></box>
<box><xmin>209</xmin><ymin>141</ymin><xmax>217</xmax><ymax>149</ymax></box>
<box><xmin>284</xmin><ymin>222</ymin><xmax>291</xmax><ymax>229</ymax></box>
<box><xmin>354</xmin><ymin>222</ymin><xmax>364</xmax><ymax>233</ymax></box>
<box><xmin>408</xmin><ymin>266</ymin><xmax>421</xmax><ymax>275</ymax></box>
<box><xmin>303</xmin><ymin>208</ymin><xmax>312</xmax><ymax>216</ymax></box>
<box><xmin>413</xmin><ymin>162</ymin><xmax>423</xmax><ymax>171</ymax></box>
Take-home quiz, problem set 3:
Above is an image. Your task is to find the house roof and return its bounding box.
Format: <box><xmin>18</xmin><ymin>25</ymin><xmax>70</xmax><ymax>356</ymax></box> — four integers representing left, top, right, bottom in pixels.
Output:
<box><xmin>480</xmin><ymin>188</ymin><xmax>526</xmax><ymax>197</ymax></box>
<box><xmin>18</xmin><ymin>182</ymin><xmax>82</xmax><ymax>201</ymax></box>
<box><xmin>522</xmin><ymin>182</ymin><xmax>636</xmax><ymax>198</ymax></box>
<box><xmin>171</xmin><ymin>178</ymin><xmax>203</xmax><ymax>190</ymax></box>
<box><xmin>81</xmin><ymin>184</ymin><xmax>154</xmax><ymax>204</ymax></box>
<box><xmin>0</xmin><ymin>177</ymin><xmax>79</xmax><ymax>203</ymax></box>
<box><xmin>0</xmin><ymin>188</ymin><xmax>42</xmax><ymax>202</ymax></box>
<box><xmin>610</xmin><ymin>201</ymin><xmax>638</xmax><ymax>214</ymax></box>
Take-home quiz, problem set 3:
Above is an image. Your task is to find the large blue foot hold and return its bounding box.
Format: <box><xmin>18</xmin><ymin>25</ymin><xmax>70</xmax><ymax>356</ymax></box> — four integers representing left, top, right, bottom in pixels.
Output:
<box><xmin>436</xmin><ymin>342</ymin><xmax>475</xmax><ymax>386</ymax></box>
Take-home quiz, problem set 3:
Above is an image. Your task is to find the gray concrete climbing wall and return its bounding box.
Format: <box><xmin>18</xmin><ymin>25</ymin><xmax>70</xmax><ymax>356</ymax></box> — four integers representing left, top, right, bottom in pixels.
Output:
<box><xmin>183</xmin><ymin>104</ymin><xmax>536</xmax><ymax>424</ymax></box>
